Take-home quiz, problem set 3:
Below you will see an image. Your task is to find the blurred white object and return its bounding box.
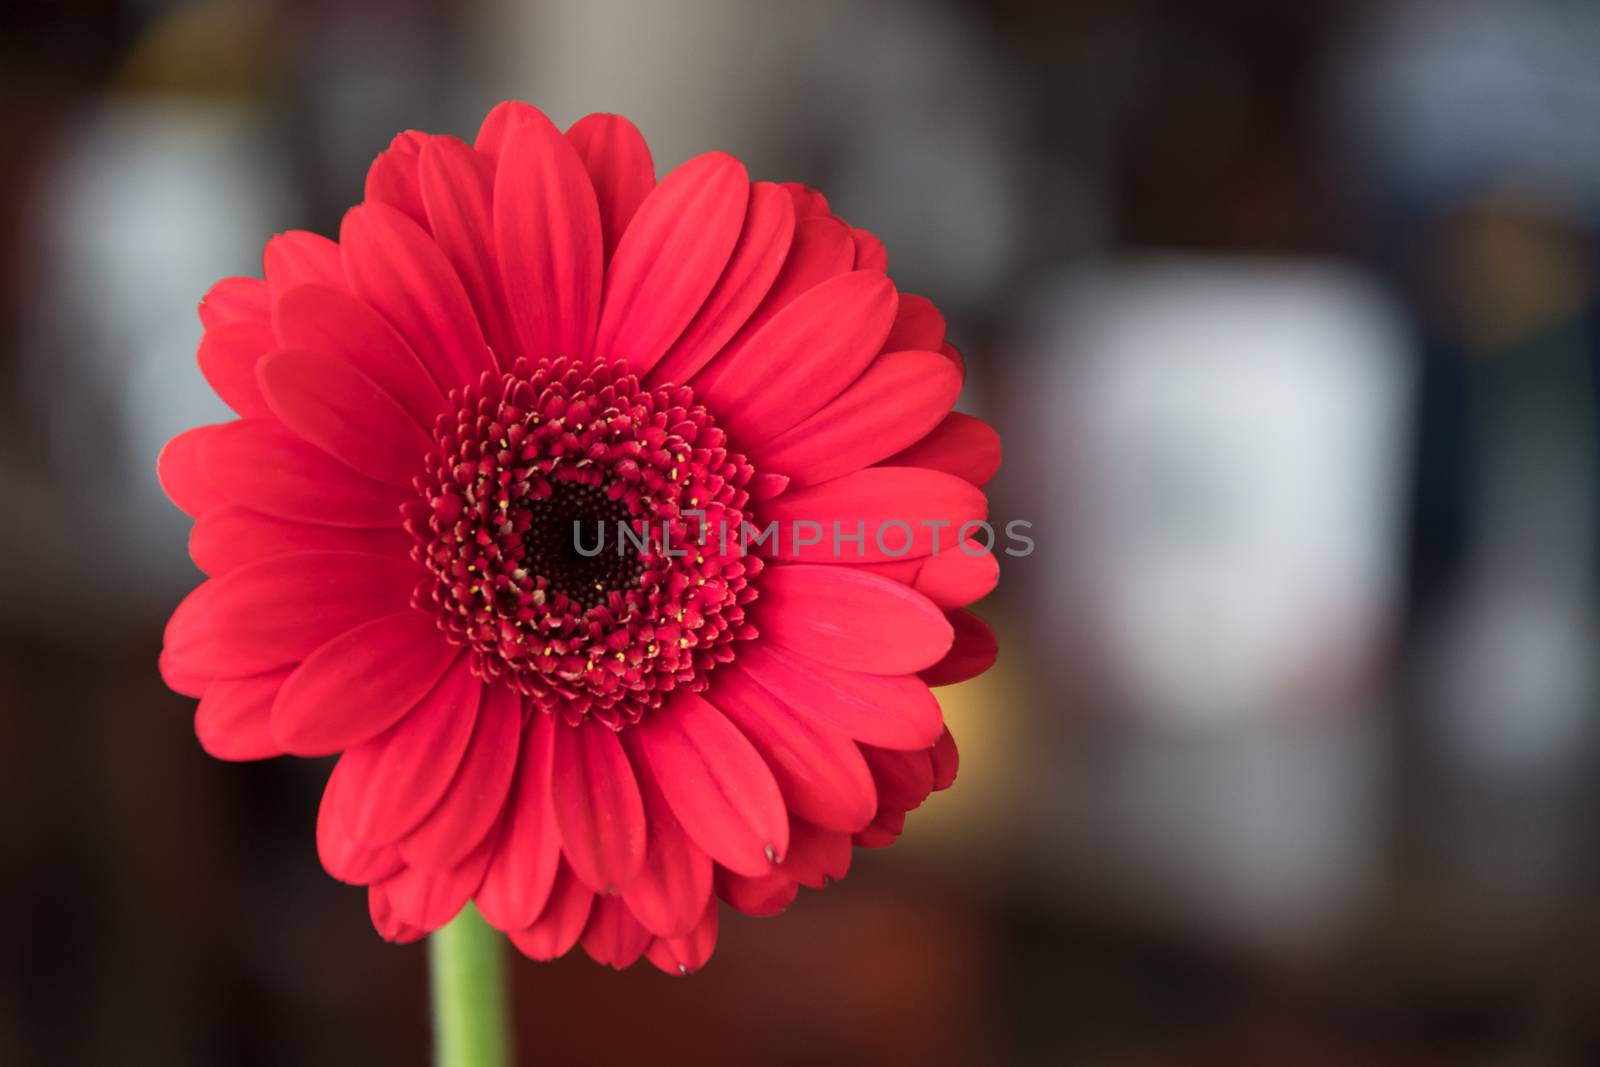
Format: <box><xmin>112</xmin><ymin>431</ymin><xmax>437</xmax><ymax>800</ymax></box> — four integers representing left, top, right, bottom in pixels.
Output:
<box><xmin>1039</xmin><ymin>256</ymin><xmax>1413</xmax><ymax>726</ymax></box>
<box><xmin>35</xmin><ymin>99</ymin><xmax>291</xmax><ymax>484</ymax></box>
<box><xmin>1014</xmin><ymin>256</ymin><xmax>1412</xmax><ymax>945</ymax></box>
<box><xmin>23</xmin><ymin>99</ymin><xmax>292</xmax><ymax>598</ymax></box>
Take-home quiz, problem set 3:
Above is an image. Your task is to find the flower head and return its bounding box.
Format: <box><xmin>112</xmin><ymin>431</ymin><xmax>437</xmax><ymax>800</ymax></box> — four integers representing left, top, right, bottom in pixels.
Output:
<box><xmin>159</xmin><ymin>101</ymin><xmax>1001</xmax><ymax>973</ymax></box>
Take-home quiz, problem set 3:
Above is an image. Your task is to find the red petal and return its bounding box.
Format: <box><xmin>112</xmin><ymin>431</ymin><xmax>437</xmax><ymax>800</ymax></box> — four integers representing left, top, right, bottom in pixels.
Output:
<box><xmin>199</xmin><ymin>277</ymin><xmax>269</xmax><ymax>331</ymax></box>
<box><xmin>749</xmin><ymin>350</ymin><xmax>961</xmax><ymax>486</ymax></box>
<box><xmin>474</xmin><ymin>101</ymin><xmax>544</xmax><ymax>161</ymax></box>
<box><xmin>715</xmin><ymin>866</ymin><xmax>796</xmax><ymax>917</ymax></box>
<box><xmin>194</xmin><ymin>668</ymin><xmax>290</xmax><ymax>761</ymax></box>
<box><xmin>882</xmin><ymin>411</ymin><xmax>1001</xmax><ymax>487</ymax></box>
<box><xmin>580</xmin><ymin>895</ymin><xmax>653</xmax><ymax>969</ymax></box>
<box><xmin>270</xmin><ymin>611</ymin><xmax>459</xmax><ymax>756</ymax></box>
<box><xmin>696</xmin><ymin>270</ymin><xmax>897</xmax><ymax>446</ymax></box>
<box><xmin>189</xmin><ymin>505</ymin><xmax>412</xmax><ymax>577</ymax></box>
<box><xmin>318</xmin><ymin>772</ymin><xmax>404</xmax><ymax>885</ymax></box>
<box><xmin>851</xmin><ymin>227</ymin><xmax>887</xmax><ymax>271</ymax></box>
<box><xmin>635</xmin><ymin>691</ymin><xmax>789</xmax><ymax>878</ymax></box>
<box><xmin>748</xmin><ymin>472</ymin><xmax>789</xmax><ymax>502</ymax></box>
<box><xmin>690</xmin><ymin>215</ymin><xmax>855</xmax><ymax>393</ymax></box>
<box><xmin>160</xmin><ymin>648</ymin><xmax>211</xmax><ymax>698</ymax></box>
<box><xmin>199</xmin><ymin>419</ymin><xmax>409</xmax><ymax>527</ymax></box>
<box><xmin>618</xmin><ymin>732</ymin><xmax>713</xmax><ymax>938</ymax></box>
<box><xmin>845</xmin><ymin>536</ymin><xmax>999</xmax><ymax>610</ymax></box>
<box><xmin>163</xmin><ymin>552</ymin><xmax>417</xmax><ymax>679</ymax></box>
<box><xmin>377</xmin><ymin>835</ymin><xmax>496</xmax><ymax>933</ymax></box>
<box><xmin>262</xmin><ymin>230</ymin><xmax>343</xmax><ymax>292</ymax></box>
<box><xmin>368</xmin><ymin>884</ymin><xmax>427</xmax><ymax>943</ymax></box>
<box><xmin>913</xmin><ymin>539</ymin><xmax>1000</xmax><ymax>608</ymax></box>
<box><xmin>329</xmin><ymin>656</ymin><xmax>481</xmax><ymax>845</ymax></box>
<box><xmin>475</xmin><ymin>711</ymin><xmax>562</xmax><ymax>932</ymax></box>
<box><xmin>162</xmin><ymin>579</ymin><xmax>222</xmax><ymax>676</ymax></box>
<box><xmin>736</xmin><ymin>641</ymin><xmax>944</xmax><ymax>750</ymax></box>
<box><xmin>340</xmin><ymin>202</ymin><xmax>493</xmax><ymax>391</ymax></box>
<box><xmin>644</xmin><ymin>898</ymin><xmax>719</xmax><ymax>975</ymax></box>
<box><xmin>882</xmin><ymin>293</ymin><xmax>946</xmax><ymax>353</ymax></box>
<box><xmin>921</xmin><ymin>609</ymin><xmax>998</xmax><ymax>686</ymax></box>
<box><xmin>418</xmin><ymin>135</ymin><xmax>518</xmax><ymax>368</ymax></box>
<box><xmin>508</xmin><ymin>861</ymin><xmax>594</xmax><ymax>961</ymax></box>
<box><xmin>158</xmin><ymin>425</ymin><xmax>228</xmax><ymax>518</ymax></box>
<box><xmin>753</xmin><ymin>564</ymin><xmax>952</xmax><ymax>674</ymax></box>
<box><xmin>649</xmin><ymin>181</ymin><xmax>795</xmax><ymax>387</ymax></box>
<box><xmin>930</xmin><ymin>726</ymin><xmax>959</xmax><ymax>790</ymax></box>
<box><xmin>780</xmin><ymin>182</ymin><xmax>830</xmax><ymax>220</ymax></box>
<box><xmin>273</xmin><ymin>284</ymin><xmax>447</xmax><ymax>429</ymax></box>
<box><xmin>494</xmin><ymin>111</ymin><xmax>603</xmax><ymax>363</ymax></box>
<box><xmin>873</xmin><ymin>809</ymin><xmax>907</xmax><ymax>837</ymax></box>
<box><xmin>860</xmin><ymin>744</ymin><xmax>935</xmax><ymax>813</ymax></box>
<box><xmin>566</xmin><ymin>113</ymin><xmax>656</xmax><ymax>261</ymax></box>
<box><xmin>197</xmin><ymin>322</ymin><xmax>274</xmax><ymax>418</ymax></box>
<box><xmin>400</xmin><ymin>683</ymin><xmax>521</xmax><ymax>870</ymax></box>
<box><xmin>364</xmin><ymin>131</ymin><xmax>428</xmax><ymax>228</ymax></box>
<box><xmin>257</xmin><ymin>348</ymin><xmax>433</xmax><ymax>487</ymax></box>
<box><xmin>550</xmin><ymin>716</ymin><xmax>646</xmax><ymax>894</ymax></box>
<box><xmin>843</xmin><ymin>554</ymin><xmax>920</xmax><ymax>587</ymax></box>
<box><xmin>758</xmin><ymin>466</ymin><xmax>987</xmax><ymax>563</ymax></box>
<box><xmin>854</xmin><ymin>808</ymin><xmax>905</xmax><ymax>848</ymax></box>
<box><xmin>783</xmin><ymin>818</ymin><xmax>852</xmax><ymax>889</ymax></box>
<box><xmin>942</xmin><ymin>340</ymin><xmax>966</xmax><ymax>377</ymax></box>
<box><xmin>594</xmin><ymin>152</ymin><xmax>748</xmax><ymax>375</ymax></box>
<box><xmin>708</xmin><ymin>665</ymin><xmax>876</xmax><ymax>832</ymax></box>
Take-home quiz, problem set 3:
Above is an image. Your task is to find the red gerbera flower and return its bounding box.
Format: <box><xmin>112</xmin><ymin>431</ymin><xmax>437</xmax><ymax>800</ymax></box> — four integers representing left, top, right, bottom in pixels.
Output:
<box><xmin>158</xmin><ymin>101</ymin><xmax>1001</xmax><ymax>973</ymax></box>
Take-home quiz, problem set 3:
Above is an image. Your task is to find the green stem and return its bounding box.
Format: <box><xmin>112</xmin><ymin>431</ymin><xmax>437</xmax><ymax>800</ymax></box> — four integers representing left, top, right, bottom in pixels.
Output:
<box><xmin>429</xmin><ymin>903</ymin><xmax>511</xmax><ymax>1067</ymax></box>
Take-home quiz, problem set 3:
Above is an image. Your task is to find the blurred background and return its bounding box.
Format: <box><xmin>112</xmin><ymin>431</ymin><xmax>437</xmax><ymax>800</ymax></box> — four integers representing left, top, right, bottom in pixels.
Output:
<box><xmin>4</xmin><ymin>0</ymin><xmax>1600</xmax><ymax>1063</ymax></box>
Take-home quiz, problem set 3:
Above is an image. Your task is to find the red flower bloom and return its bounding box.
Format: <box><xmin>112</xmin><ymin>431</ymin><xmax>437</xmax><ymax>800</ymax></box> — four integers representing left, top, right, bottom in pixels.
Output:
<box><xmin>159</xmin><ymin>101</ymin><xmax>1001</xmax><ymax>973</ymax></box>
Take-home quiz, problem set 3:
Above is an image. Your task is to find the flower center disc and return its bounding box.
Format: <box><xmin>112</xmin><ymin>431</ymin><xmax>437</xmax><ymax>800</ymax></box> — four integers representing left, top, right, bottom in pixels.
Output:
<box><xmin>405</xmin><ymin>357</ymin><xmax>761</xmax><ymax>729</ymax></box>
<box><xmin>520</xmin><ymin>482</ymin><xmax>644</xmax><ymax>611</ymax></box>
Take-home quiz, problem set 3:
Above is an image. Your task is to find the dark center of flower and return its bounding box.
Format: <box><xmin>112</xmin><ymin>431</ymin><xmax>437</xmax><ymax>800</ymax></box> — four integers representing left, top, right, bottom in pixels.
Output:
<box><xmin>404</xmin><ymin>356</ymin><xmax>761</xmax><ymax>729</ymax></box>
<box><xmin>519</xmin><ymin>483</ymin><xmax>644</xmax><ymax>612</ymax></box>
